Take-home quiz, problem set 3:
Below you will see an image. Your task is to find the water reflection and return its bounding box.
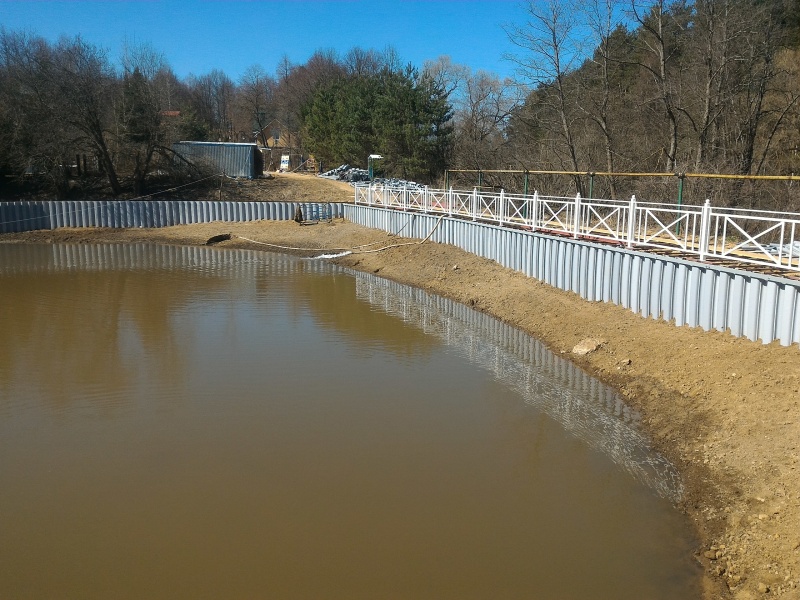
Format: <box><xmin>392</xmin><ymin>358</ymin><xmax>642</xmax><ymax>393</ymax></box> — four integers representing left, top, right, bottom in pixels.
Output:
<box><xmin>0</xmin><ymin>243</ymin><xmax>682</xmax><ymax>500</ymax></box>
<box><xmin>348</xmin><ymin>270</ymin><xmax>684</xmax><ymax>501</ymax></box>
<box><xmin>0</xmin><ymin>243</ymin><xmax>697</xmax><ymax>599</ymax></box>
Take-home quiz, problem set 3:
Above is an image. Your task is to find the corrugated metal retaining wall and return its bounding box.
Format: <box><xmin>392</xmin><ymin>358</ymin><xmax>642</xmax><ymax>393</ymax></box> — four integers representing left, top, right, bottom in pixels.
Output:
<box><xmin>0</xmin><ymin>200</ymin><xmax>344</xmax><ymax>233</ymax></box>
<box><xmin>345</xmin><ymin>204</ymin><xmax>800</xmax><ymax>348</ymax></box>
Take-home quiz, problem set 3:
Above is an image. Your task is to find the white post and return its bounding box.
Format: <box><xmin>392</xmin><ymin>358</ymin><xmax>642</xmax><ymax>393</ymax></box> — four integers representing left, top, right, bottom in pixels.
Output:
<box><xmin>367</xmin><ymin>184</ymin><xmax>373</xmax><ymax>206</ymax></box>
<box><xmin>448</xmin><ymin>186</ymin><xmax>454</xmax><ymax>217</ymax></box>
<box><xmin>531</xmin><ymin>190</ymin><xmax>539</xmax><ymax>231</ymax></box>
<box><xmin>627</xmin><ymin>195</ymin><xmax>637</xmax><ymax>249</ymax></box>
<box><xmin>698</xmin><ymin>199</ymin><xmax>712</xmax><ymax>261</ymax></box>
<box><xmin>498</xmin><ymin>189</ymin><xmax>505</xmax><ymax>226</ymax></box>
<box><xmin>424</xmin><ymin>185</ymin><xmax>430</xmax><ymax>213</ymax></box>
<box><xmin>573</xmin><ymin>193</ymin><xmax>582</xmax><ymax>238</ymax></box>
<box><xmin>472</xmin><ymin>187</ymin><xmax>478</xmax><ymax>222</ymax></box>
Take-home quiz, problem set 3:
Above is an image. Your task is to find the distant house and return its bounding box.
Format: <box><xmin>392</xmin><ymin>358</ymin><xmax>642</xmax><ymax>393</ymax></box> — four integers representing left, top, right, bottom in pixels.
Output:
<box><xmin>254</xmin><ymin>119</ymin><xmax>308</xmax><ymax>171</ymax></box>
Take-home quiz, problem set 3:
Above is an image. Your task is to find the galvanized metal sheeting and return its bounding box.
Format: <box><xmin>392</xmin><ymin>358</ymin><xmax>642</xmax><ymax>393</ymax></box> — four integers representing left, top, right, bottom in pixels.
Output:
<box><xmin>0</xmin><ymin>200</ymin><xmax>344</xmax><ymax>233</ymax></box>
<box><xmin>172</xmin><ymin>142</ymin><xmax>260</xmax><ymax>179</ymax></box>
<box><xmin>346</xmin><ymin>205</ymin><xmax>800</xmax><ymax>348</ymax></box>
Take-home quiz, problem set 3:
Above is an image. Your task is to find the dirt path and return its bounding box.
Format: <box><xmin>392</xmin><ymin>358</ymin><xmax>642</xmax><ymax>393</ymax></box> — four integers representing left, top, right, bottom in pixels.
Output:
<box><xmin>1</xmin><ymin>174</ymin><xmax>798</xmax><ymax>599</ymax></box>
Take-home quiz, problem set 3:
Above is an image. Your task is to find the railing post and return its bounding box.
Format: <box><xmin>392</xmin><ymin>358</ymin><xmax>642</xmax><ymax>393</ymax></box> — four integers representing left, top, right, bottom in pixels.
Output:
<box><xmin>472</xmin><ymin>187</ymin><xmax>478</xmax><ymax>222</ymax></box>
<box><xmin>531</xmin><ymin>190</ymin><xmax>539</xmax><ymax>231</ymax></box>
<box><xmin>573</xmin><ymin>193</ymin><xmax>582</xmax><ymax>238</ymax></box>
<box><xmin>627</xmin><ymin>195</ymin><xmax>637</xmax><ymax>249</ymax></box>
<box><xmin>424</xmin><ymin>185</ymin><xmax>430</xmax><ymax>213</ymax></box>
<box><xmin>698</xmin><ymin>199</ymin><xmax>712</xmax><ymax>262</ymax></box>
<box><xmin>499</xmin><ymin>189</ymin><xmax>505</xmax><ymax>226</ymax></box>
<box><xmin>367</xmin><ymin>184</ymin><xmax>373</xmax><ymax>206</ymax></box>
<box><xmin>448</xmin><ymin>186</ymin><xmax>454</xmax><ymax>218</ymax></box>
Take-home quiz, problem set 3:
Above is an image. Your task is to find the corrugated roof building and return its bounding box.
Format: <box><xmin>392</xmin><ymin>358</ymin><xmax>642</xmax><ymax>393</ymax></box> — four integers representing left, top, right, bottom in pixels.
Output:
<box><xmin>173</xmin><ymin>142</ymin><xmax>263</xmax><ymax>178</ymax></box>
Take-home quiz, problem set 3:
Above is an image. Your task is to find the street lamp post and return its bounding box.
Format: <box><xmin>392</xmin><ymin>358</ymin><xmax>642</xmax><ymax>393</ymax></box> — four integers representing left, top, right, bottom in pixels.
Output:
<box><xmin>368</xmin><ymin>154</ymin><xmax>383</xmax><ymax>180</ymax></box>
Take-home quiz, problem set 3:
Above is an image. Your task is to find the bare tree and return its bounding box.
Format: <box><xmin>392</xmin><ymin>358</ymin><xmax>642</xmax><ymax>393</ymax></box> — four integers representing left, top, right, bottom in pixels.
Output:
<box><xmin>628</xmin><ymin>0</ymin><xmax>693</xmax><ymax>173</ymax></box>
<box><xmin>506</xmin><ymin>0</ymin><xmax>586</xmax><ymax>193</ymax></box>
<box><xmin>236</xmin><ymin>65</ymin><xmax>276</xmax><ymax>147</ymax></box>
<box><xmin>577</xmin><ymin>0</ymin><xmax>626</xmax><ymax>197</ymax></box>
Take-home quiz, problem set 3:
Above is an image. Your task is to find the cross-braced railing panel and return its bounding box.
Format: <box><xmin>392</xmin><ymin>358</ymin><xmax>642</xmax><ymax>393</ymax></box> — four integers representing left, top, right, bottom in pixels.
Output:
<box><xmin>352</xmin><ymin>184</ymin><xmax>800</xmax><ymax>274</ymax></box>
<box><xmin>355</xmin><ymin>186</ymin><xmax>370</xmax><ymax>204</ymax></box>
<box><xmin>428</xmin><ymin>190</ymin><xmax>448</xmax><ymax>213</ymax></box>
<box><xmin>407</xmin><ymin>189</ymin><xmax>425</xmax><ymax>211</ymax></box>
<box><xmin>537</xmin><ymin>196</ymin><xmax>574</xmax><ymax>233</ymax></box>
<box><xmin>476</xmin><ymin>193</ymin><xmax>501</xmax><ymax>222</ymax></box>
<box><xmin>579</xmin><ymin>199</ymin><xmax>629</xmax><ymax>242</ymax></box>
<box><xmin>709</xmin><ymin>212</ymin><xmax>800</xmax><ymax>270</ymax></box>
<box><xmin>505</xmin><ymin>195</ymin><xmax>533</xmax><ymax>226</ymax></box>
<box><xmin>634</xmin><ymin>207</ymin><xmax>701</xmax><ymax>252</ymax></box>
<box><xmin>451</xmin><ymin>191</ymin><xmax>473</xmax><ymax>217</ymax></box>
<box><xmin>386</xmin><ymin>187</ymin><xmax>405</xmax><ymax>209</ymax></box>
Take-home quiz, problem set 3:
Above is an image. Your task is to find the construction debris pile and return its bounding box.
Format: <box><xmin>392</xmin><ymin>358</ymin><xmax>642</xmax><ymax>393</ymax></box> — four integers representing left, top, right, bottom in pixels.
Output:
<box><xmin>318</xmin><ymin>164</ymin><xmax>423</xmax><ymax>189</ymax></box>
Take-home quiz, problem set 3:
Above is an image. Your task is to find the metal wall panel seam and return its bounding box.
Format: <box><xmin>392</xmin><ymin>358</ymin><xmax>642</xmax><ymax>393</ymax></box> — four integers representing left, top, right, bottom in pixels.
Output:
<box><xmin>590</xmin><ymin>248</ymin><xmax>603</xmax><ymax>302</ymax></box>
<box><xmin>16</xmin><ymin>202</ymin><xmax>24</xmax><ymax>233</ymax></box>
<box><xmin>8</xmin><ymin>203</ymin><xmax>17</xmax><ymax>233</ymax></box>
<box><xmin>712</xmin><ymin>272</ymin><xmax>731</xmax><ymax>333</ymax></box>
<box><xmin>685</xmin><ymin>267</ymin><xmax>702</xmax><ymax>328</ymax></box>
<box><xmin>741</xmin><ymin>278</ymin><xmax>762</xmax><ymax>342</ymax></box>
<box><xmin>601</xmin><ymin>248</ymin><xmax>613</xmax><ymax>303</ymax></box>
<box><xmin>791</xmin><ymin>287</ymin><xmax>800</xmax><ymax>345</ymax></box>
<box><xmin>14</xmin><ymin>202</ymin><xmax>22</xmax><ymax>232</ymax></box>
<box><xmin>727</xmin><ymin>275</ymin><xmax>746</xmax><ymax>338</ymax></box>
<box><xmin>660</xmin><ymin>261</ymin><xmax>675</xmax><ymax>324</ymax></box>
<box><xmin>758</xmin><ymin>281</ymin><xmax>780</xmax><ymax>343</ymax></box>
<box><xmin>610</xmin><ymin>252</ymin><xmax>622</xmax><ymax>305</ymax></box>
<box><xmin>776</xmin><ymin>285</ymin><xmax>798</xmax><ymax>345</ymax></box>
<box><xmin>628</xmin><ymin>255</ymin><xmax>640</xmax><ymax>314</ymax></box>
<box><xmin>673</xmin><ymin>264</ymin><xmax>689</xmax><ymax>326</ymax></box>
<box><xmin>697</xmin><ymin>269</ymin><xmax>715</xmax><ymax>331</ymax></box>
<box><xmin>581</xmin><ymin>245</ymin><xmax>592</xmax><ymax>299</ymax></box>
<box><xmin>556</xmin><ymin>239</ymin><xmax>567</xmax><ymax>290</ymax></box>
<box><xmin>636</xmin><ymin>256</ymin><xmax>650</xmax><ymax>317</ymax></box>
<box><xmin>647</xmin><ymin>258</ymin><xmax>661</xmax><ymax>320</ymax></box>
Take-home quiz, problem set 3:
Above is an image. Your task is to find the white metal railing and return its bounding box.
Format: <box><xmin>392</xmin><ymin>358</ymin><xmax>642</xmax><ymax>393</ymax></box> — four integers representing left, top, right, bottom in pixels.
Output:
<box><xmin>354</xmin><ymin>184</ymin><xmax>800</xmax><ymax>274</ymax></box>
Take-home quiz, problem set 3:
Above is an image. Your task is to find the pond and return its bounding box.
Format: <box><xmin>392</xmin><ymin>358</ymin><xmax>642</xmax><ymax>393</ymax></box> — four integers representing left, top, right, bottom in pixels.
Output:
<box><xmin>0</xmin><ymin>243</ymin><xmax>701</xmax><ymax>599</ymax></box>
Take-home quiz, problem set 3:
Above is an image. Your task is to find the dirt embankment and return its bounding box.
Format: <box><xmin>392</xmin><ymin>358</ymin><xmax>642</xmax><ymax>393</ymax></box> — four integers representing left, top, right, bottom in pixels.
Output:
<box><xmin>2</xmin><ymin>173</ymin><xmax>799</xmax><ymax>600</ymax></box>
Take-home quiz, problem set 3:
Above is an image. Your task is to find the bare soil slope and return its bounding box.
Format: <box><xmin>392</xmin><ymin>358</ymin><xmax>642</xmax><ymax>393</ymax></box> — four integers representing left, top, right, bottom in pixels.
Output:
<box><xmin>2</xmin><ymin>173</ymin><xmax>798</xmax><ymax>599</ymax></box>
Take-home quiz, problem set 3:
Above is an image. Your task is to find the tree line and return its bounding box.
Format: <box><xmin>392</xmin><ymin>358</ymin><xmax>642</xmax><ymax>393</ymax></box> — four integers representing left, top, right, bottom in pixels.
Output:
<box><xmin>1</xmin><ymin>0</ymin><xmax>799</xmax><ymax>209</ymax></box>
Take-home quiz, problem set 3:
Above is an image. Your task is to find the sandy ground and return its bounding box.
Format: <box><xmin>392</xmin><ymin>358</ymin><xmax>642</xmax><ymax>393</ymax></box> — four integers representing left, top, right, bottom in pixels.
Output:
<box><xmin>2</xmin><ymin>173</ymin><xmax>799</xmax><ymax>599</ymax></box>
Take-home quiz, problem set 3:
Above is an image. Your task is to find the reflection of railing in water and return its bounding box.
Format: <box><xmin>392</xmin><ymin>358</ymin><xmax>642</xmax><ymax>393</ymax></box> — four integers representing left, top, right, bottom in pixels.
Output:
<box><xmin>351</xmin><ymin>270</ymin><xmax>684</xmax><ymax>502</ymax></box>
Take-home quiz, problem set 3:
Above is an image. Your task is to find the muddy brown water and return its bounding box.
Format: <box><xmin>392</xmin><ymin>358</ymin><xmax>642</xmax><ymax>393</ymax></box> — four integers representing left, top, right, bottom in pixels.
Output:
<box><xmin>0</xmin><ymin>244</ymin><xmax>702</xmax><ymax>599</ymax></box>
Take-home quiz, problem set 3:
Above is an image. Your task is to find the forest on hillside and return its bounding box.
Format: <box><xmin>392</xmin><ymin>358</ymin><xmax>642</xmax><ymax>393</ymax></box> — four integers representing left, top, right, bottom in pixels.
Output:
<box><xmin>1</xmin><ymin>0</ymin><xmax>799</xmax><ymax>209</ymax></box>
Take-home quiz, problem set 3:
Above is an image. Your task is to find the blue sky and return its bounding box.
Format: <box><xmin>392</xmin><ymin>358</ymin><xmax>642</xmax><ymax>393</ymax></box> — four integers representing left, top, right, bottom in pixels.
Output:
<box><xmin>0</xmin><ymin>0</ymin><xmax>527</xmax><ymax>82</ymax></box>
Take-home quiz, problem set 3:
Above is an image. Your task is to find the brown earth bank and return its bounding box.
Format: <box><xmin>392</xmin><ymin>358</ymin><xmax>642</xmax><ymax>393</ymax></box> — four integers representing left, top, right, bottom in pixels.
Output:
<box><xmin>2</xmin><ymin>173</ymin><xmax>799</xmax><ymax>600</ymax></box>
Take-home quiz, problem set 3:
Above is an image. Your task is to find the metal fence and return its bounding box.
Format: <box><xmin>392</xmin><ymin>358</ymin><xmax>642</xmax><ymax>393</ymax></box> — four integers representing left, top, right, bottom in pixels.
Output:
<box><xmin>345</xmin><ymin>203</ymin><xmax>800</xmax><ymax>348</ymax></box>
<box><xmin>0</xmin><ymin>200</ymin><xmax>344</xmax><ymax>233</ymax></box>
<box><xmin>355</xmin><ymin>184</ymin><xmax>800</xmax><ymax>275</ymax></box>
